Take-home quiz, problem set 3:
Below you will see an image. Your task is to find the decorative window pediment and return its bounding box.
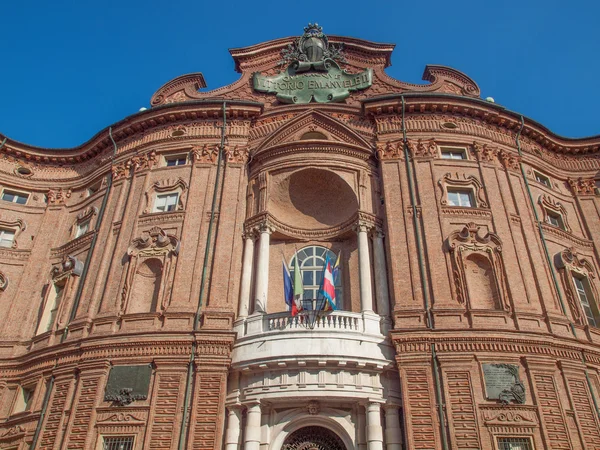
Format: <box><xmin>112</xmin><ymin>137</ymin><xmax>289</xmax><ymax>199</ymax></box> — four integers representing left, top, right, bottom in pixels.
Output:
<box><xmin>143</xmin><ymin>178</ymin><xmax>188</xmax><ymax>214</ymax></box>
<box><xmin>439</xmin><ymin>173</ymin><xmax>488</xmax><ymax>208</ymax></box>
<box><xmin>447</xmin><ymin>223</ymin><xmax>510</xmax><ymax>311</ymax></box>
<box><xmin>555</xmin><ymin>248</ymin><xmax>599</xmax><ymax>326</ymax></box>
<box><xmin>51</xmin><ymin>255</ymin><xmax>84</xmax><ymax>284</ymax></box>
<box><xmin>121</xmin><ymin>227</ymin><xmax>180</xmax><ymax>315</ymax></box>
<box><xmin>0</xmin><ymin>219</ymin><xmax>26</xmax><ymax>249</ymax></box>
<box><xmin>538</xmin><ymin>194</ymin><xmax>571</xmax><ymax>233</ymax></box>
<box><xmin>72</xmin><ymin>206</ymin><xmax>98</xmax><ymax>239</ymax></box>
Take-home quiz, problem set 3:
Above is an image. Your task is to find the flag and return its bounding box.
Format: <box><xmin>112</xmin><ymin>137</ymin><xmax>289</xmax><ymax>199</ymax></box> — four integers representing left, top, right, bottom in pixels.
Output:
<box><xmin>283</xmin><ymin>258</ymin><xmax>294</xmax><ymax>313</ymax></box>
<box><xmin>293</xmin><ymin>257</ymin><xmax>304</xmax><ymax>316</ymax></box>
<box><xmin>332</xmin><ymin>251</ymin><xmax>341</xmax><ymax>284</ymax></box>
<box><xmin>318</xmin><ymin>255</ymin><xmax>337</xmax><ymax>311</ymax></box>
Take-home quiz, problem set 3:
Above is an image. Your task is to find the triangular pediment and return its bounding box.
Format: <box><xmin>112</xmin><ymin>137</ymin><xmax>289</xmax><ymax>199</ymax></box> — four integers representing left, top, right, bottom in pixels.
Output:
<box><xmin>256</xmin><ymin>110</ymin><xmax>372</xmax><ymax>153</ymax></box>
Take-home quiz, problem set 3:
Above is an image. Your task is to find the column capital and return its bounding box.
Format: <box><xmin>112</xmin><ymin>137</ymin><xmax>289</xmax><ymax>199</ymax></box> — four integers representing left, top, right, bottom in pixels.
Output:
<box><xmin>370</xmin><ymin>227</ymin><xmax>385</xmax><ymax>239</ymax></box>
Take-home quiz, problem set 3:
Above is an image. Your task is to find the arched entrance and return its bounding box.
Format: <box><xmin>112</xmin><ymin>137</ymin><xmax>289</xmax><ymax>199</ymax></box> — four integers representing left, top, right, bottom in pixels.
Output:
<box><xmin>281</xmin><ymin>426</ymin><xmax>347</xmax><ymax>450</ymax></box>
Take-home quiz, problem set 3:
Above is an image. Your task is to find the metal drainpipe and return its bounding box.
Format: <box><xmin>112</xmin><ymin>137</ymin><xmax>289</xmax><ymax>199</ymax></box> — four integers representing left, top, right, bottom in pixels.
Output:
<box><xmin>29</xmin><ymin>375</ymin><xmax>54</xmax><ymax>449</ymax></box>
<box><xmin>30</xmin><ymin>128</ymin><xmax>118</xmax><ymax>448</ymax></box>
<box><xmin>178</xmin><ymin>101</ymin><xmax>227</xmax><ymax>450</ymax></box>
<box><xmin>514</xmin><ymin>116</ymin><xmax>575</xmax><ymax>334</ymax></box>
<box><xmin>60</xmin><ymin>126</ymin><xmax>118</xmax><ymax>343</ymax></box>
<box><xmin>515</xmin><ymin>116</ymin><xmax>600</xmax><ymax>417</ymax></box>
<box><xmin>400</xmin><ymin>96</ymin><xmax>449</xmax><ymax>450</ymax></box>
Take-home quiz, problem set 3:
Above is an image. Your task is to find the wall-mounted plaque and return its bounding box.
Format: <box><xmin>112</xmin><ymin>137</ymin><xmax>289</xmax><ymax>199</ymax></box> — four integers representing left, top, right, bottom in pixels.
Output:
<box><xmin>482</xmin><ymin>363</ymin><xmax>526</xmax><ymax>404</ymax></box>
<box><xmin>104</xmin><ymin>365</ymin><xmax>152</xmax><ymax>406</ymax></box>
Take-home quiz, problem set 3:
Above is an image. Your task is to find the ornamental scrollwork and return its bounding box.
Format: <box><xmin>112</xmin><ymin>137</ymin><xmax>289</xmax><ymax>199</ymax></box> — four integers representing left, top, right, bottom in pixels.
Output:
<box><xmin>142</xmin><ymin>177</ymin><xmax>188</xmax><ymax>214</ymax></box>
<box><xmin>104</xmin><ymin>388</ymin><xmax>147</xmax><ymax>407</ymax></box>
<box><xmin>192</xmin><ymin>144</ymin><xmax>220</xmax><ymax>164</ymax></box>
<box><xmin>471</xmin><ymin>141</ymin><xmax>497</xmax><ymax>163</ymax></box>
<box><xmin>51</xmin><ymin>254</ymin><xmax>84</xmax><ymax>283</ymax></box>
<box><xmin>538</xmin><ymin>194</ymin><xmax>571</xmax><ymax>233</ymax></box>
<box><xmin>47</xmin><ymin>188</ymin><xmax>72</xmax><ymax>205</ymax></box>
<box><xmin>446</xmin><ymin>223</ymin><xmax>510</xmax><ymax>311</ymax></box>
<box><xmin>0</xmin><ymin>272</ymin><xmax>7</xmax><ymax>292</ymax></box>
<box><xmin>376</xmin><ymin>140</ymin><xmax>403</xmax><ymax>160</ymax></box>
<box><xmin>0</xmin><ymin>218</ymin><xmax>26</xmax><ymax>249</ymax></box>
<box><xmin>407</xmin><ymin>138</ymin><xmax>437</xmax><ymax>159</ymax></box>
<box><xmin>120</xmin><ymin>227</ymin><xmax>180</xmax><ymax>315</ymax></box>
<box><xmin>555</xmin><ymin>248</ymin><xmax>598</xmax><ymax>326</ymax></box>
<box><xmin>568</xmin><ymin>177</ymin><xmax>597</xmax><ymax>196</ymax></box>
<box><xmin>439</xmin><ymin>172</ymin><xmax>489</xmax><ymax>208</ymax></box>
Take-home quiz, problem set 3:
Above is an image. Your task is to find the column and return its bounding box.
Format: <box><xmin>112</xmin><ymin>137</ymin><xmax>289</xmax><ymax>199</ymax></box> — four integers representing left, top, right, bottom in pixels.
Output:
<box><xmin>238</xmin><ymin>231</ymin><xmax>255</xmax><ymax>318</ymax></box>
<box><xmin>225</xmin><ymin>406</ymin><xmax>243</xmax><ymax>450</ymax></box>
<box><xmin>253</xmin><ymin>224</ymin><xmax>272</xmax><ymax>314</ymax></box>
<box><xmin>357</xmin><ymin>223</ymin><xmax>374</xmax><ymax>312</ymax></box>
<box><xmin>367</xmin><ymin>402</ymin><xmax>384</xmax><ymax>450</ymax></box>
<box><xmin>244</xmin><ymin>402</ymin><xmax>262</xmax><ymax>450</ymax></box>
<box><xmin>372</xmin><ymin>229</ymin><xmax>390</xmax><ymax>317</ymax></box>
<box><xmin>384</xmin><ymin>403</ymin><xmax>403</xmax><ymax>450</ymax></box>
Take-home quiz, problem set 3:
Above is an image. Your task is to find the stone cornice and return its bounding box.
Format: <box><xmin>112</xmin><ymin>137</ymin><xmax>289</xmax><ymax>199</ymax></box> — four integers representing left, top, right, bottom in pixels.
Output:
<box><xmin>0</xmin><ymin>101</ymin><xmax>262</xmax><ymax>169</ymax></box>
<box><xmin>0</xmin><ymin>331</ymin><xmax>235</xmax><ymax>379</ymax></box>
<box><xmin>364</xmin><ymin>94</ymin><xmax>600</xmax><ymax>157</ymax></box>
<box><xmin>391</xmin><ymin>333</ymin><xmax>600</xmax><ymax>365</ymax></box>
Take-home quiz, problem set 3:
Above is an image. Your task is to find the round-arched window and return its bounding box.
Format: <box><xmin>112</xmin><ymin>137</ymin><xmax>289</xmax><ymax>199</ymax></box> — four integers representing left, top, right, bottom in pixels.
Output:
<box><xmin>290</xmin><ymin>246</ymin><xmax>342</xmax><ymax>309</ymax></box>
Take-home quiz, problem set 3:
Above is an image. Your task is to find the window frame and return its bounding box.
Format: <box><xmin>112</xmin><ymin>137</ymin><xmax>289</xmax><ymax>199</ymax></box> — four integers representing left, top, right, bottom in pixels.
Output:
<box><xmin>545</xmin><ymin>209</ymin><xmax>566</xmax><ymax>230</ymax></box>
<box><xmin>100</xmin><ymin>435</ymin><xmax>135</xmax><ymax>450</ymax></box>
<box><xmin>571</xmin><ymin>273</ymin><xmax>600</xmax><ymax>328</ymax></box>
<box><xmin>447</xmin><ymin>188</ymin><xmax>475</xmax><ymax>208</ymax></box>
<box><xmin>289</xmin><ymin>246</ymin><xmax>342</xmax><ymax>310</ymax></box>
<box><xmin>36</xmin><ymin>282</ymin><xmax>65</xmax><ymax>335</ymax></box>
<box><xmin>534</xmin><ymin>171</ymin><xmax>552</xmax><ymax>188</ymax></box>
<box><xmin>439</xmin><ymin>146</ymin><xmax>468</xmax><ymax>160</ymax></box>
<box><xmin>153</xmin><ymin>192</ymin><xmax>180</xmax><ymax>213</ymax></box>
<box><xmin>0</xmin><ymin>228</ymin><xmax>16</xmax><ymax>248</ymax></box>
<box><xmin>1</xmin><ymin>189</ymin><xmax>29</xmax><ymax>205</ymax></box>
<box><xmin>75</xmin><ymin>219</ymin><xmax>91</xmax><ymax>238</ymax></box>
<box><xmin>11</xmin><ymin>385</ymin><xmax>34</xmax><ymax>415</ymax></box>
<box><xmin>164</xmin><ymin>154</ymin><xmax>188</xmax><ymax>167</ymax></box>
<box><xmin>496</xmin><ymin>436</ymin><xmax>534</xmax><ymax>450</ymax></box>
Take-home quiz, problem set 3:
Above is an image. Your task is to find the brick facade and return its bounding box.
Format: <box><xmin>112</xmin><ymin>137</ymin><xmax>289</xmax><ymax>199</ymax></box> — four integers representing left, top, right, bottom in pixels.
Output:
<box><xmin>0</xmin><ymin>26</ymin><xmax>599</xmax><ymax>450</ymax></box>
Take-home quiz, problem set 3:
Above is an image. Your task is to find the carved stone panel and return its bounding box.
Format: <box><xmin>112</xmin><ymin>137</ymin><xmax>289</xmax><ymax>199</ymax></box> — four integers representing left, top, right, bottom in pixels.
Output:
<box><xmin>104</xmin><ymin>365</ymin><xmax>152</xmax><ymax>406</ymax></box>
<box><xmin>482</xmin><ymin>364</ymin><xmax>526</xmax><ymax>404</ymax></box>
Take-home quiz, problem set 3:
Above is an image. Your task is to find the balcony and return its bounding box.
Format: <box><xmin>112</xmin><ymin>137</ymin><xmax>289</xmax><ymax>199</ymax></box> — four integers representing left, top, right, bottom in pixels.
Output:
<box><xmin>232</xmin><ymin>310</ymin><xmax>394</xmax><ymax>369</ymax></box>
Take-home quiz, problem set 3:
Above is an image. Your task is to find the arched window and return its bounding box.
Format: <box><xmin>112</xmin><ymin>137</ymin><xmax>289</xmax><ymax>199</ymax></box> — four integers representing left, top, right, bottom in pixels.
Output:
<box><xmin>290</xmin><ymin>246</ymin><xmax>342</xmax><ymax>309</ymax></box>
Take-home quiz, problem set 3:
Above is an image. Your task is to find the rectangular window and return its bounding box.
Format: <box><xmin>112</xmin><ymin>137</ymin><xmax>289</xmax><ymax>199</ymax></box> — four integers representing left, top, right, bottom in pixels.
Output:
<box><xmin>102</xmin><ymin>436</ymin><xmax>135</xmax><ymax>450</ymax></box>
<box><xmin>165</xmin><ymin>155</ymin><xmax>187</xmax><ymax>167</ymax></box>
<box><xmin>497</xmin><ymin>437</ymin><xmax>533</xmax><ymax>450</ymax></box>
<box><xmin>36</xmin><ymin>284</ymin><xmax>64</xmax><ymax>335</ymax></box>
<box><xmin>573</xmin><ymin>274</ymin><xmax>598</xmax><ymax>327</ymax></box>
<box><xmin>0</xmin><ymin>229</ymin><xmax>15</xmax><ymax>248</ymax></box>
<box><xmin>545</xmin><ymin>210</ymin><xmax>565</xmax><ymax>230</ymax></box>
<box><xmin>1</xmin><ymin>190</ymin><xmax>28</xmax><ymax>205</ymax></box>
<box><xmin>440</xmin><ymin>147</ymin><xmax>467</xmax><ymax>160</ymax></box>
<box><xmin>12</xmin><ymin>386</ymin><xmax>34</xmax><ymax>414</ymax></box>
<box><xmin>534</xmin><ymin>171</ymin><xmax>551</xmax><ymax>187</ymax></box>
<box><xmin>447</xmin><ymin>189</ymin><xmax>474</xmax><ymax>207</ymax></box>
<box><xmin>153</xmin><ymin>193</ymin><xmax>179</xmax><ymax>212</ymax></box>
<box><xmin>75</xmin><ymin>220</ymin><xmax>90</xmax><ymax>238</ymax></box>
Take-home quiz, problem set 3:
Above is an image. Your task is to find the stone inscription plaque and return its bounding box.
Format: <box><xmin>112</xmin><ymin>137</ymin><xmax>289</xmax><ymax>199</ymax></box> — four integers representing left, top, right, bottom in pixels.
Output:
<box><xmin>482</xmin><ymin>363</ymin><xmax>526</xmax><ymax>404</ymax></box>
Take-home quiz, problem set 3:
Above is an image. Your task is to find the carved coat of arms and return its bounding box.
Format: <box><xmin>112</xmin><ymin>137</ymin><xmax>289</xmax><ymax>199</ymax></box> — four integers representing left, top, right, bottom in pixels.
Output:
<box><xmin>253</xmin><ymin>24</ymin><xmax>372</xmax><ymax>104</ymax></box>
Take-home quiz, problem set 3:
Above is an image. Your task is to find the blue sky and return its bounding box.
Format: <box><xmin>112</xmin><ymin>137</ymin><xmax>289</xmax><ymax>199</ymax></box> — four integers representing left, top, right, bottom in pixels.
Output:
<box><xmin>1</xmin><ymin>0</ymin><xmax>598</xmax><ymax>148</ymax></box>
